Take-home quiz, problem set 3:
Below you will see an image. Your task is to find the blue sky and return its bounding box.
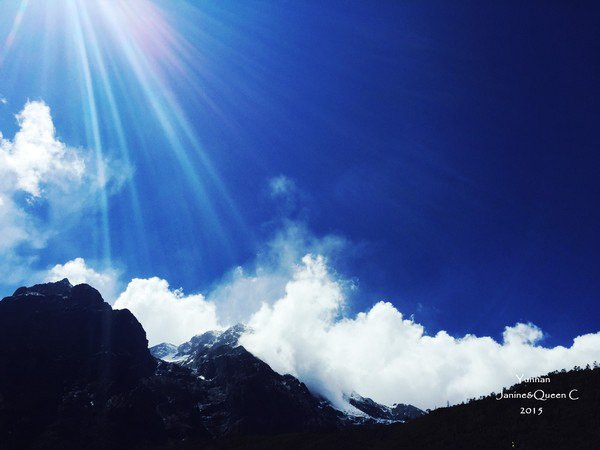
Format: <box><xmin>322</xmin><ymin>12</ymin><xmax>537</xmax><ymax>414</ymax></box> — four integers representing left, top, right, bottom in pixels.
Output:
<box><xmin>0</xmin><ymin>0</ymin><xmax>598</xmax><ymax>364</ymax></box>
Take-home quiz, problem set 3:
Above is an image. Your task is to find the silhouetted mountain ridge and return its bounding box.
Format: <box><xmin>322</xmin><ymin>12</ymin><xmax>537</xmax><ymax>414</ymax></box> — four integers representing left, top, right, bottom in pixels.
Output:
<box><xmin>3</xmin><ymin>280</ymin><xmax>594</xmax><ymax>449</ymax></box>
<box><xmin>0</xmin><ymin>280</ymin><xmax>420</xmax><ymax>449</ymax></box>
<box><xmin>193</xmin><ymin>365</ymin><xmax>600</xmax><ymax>449</ymax></box>
<box><xmin>151</xmin><ymin>326</ymin><xmax>423</xmax><ymax>424</ymax></box>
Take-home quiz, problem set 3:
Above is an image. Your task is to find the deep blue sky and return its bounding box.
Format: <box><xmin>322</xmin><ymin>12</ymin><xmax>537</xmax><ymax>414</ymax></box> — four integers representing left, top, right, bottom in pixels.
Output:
<box><xmin>0</xmin><ymin>0</ymin><xmax>598</xmax><ymax>346</ymax></box>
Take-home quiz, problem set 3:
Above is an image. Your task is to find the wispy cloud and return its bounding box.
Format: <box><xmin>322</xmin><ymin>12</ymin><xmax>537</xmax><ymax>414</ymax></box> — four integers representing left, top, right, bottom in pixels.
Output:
<box><xmin>269</xmin><ymin>174</ymin><xmax>296</xmax><ymax>198</ymax></box>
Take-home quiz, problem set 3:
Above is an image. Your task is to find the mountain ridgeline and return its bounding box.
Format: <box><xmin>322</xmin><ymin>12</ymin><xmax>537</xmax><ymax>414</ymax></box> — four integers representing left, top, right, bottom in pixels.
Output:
<box><xmin>0</xmin><ymin>280</ymin><xmax>421</xmax><ymax>449</ymax></box>
<box><xmin>1</xmin><ymin>280</ymin><xmax>598</xmax><ymax>449</ymax></box>
<box><xmin>149</xmin><ymin>324</ymin><xmax>423</xmax><ymax>426</ymax></box>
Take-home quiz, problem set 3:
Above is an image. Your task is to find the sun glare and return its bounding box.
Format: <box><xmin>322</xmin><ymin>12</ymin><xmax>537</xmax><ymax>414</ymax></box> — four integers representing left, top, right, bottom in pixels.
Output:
<box><xmin>0</xmin><ymin>0</ymin><xmax>249</xmax><ymax>264</ymax></box>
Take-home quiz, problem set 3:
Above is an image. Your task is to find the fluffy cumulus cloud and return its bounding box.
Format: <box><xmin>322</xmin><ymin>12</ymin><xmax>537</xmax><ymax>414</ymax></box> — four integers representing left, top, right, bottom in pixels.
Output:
<box><xmin>44</xmin><ymin>258</ymin><xmax>120</xmax><ymax>303</ymax></box>
<box><xmin>0</xmin><ymin>102</ymin><xmax>75</xmax><ymax>260</ymax></box>
<box><xmin>42</xmin><ymin>257</ymin><xmax>221</xmax><ymax>346</ymax></box>
<box><xmin>0</xmin><ymin>101</ymin><xmax>126</xmax><ymax>283</ymax></box>
<box><xmin>41</xmin><ymin>224</ymin><xmax>347</xmax><ymax>346</ymax></box>
<box><xmin>0</xmin><ymin>101</ymin><xmax>84</xmax><ymax>197</ymax></box>
<box><xmin>113</xmin><ymin>277</ymin><xmax>220</xmax><ymax>346</ymax></box>
<box><xmin>239</xmin><ymin>254</ymin><xmax>600</xmax><ymax>410</ymax></box>
<box><xmin>44</xmin><ymin>259</ymin><xmax>221</xmax><ymax>347</ymax></box>
<box><xmin>207</xmin><ymin>223</ymin><xmax>348</xmax><ymax>325</ymax></box>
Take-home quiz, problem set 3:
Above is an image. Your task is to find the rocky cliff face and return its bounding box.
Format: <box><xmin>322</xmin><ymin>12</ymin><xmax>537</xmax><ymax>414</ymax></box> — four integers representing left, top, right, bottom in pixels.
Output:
<box><xmin>151</xmin><ymin>325</ymin><xmax>424</xmax><ymax>427</ymax></box>
<box><xmin>0</xmin><ymin>280</ymin><xmax>424</xmax><ymax>449</ymax></box>
<box><xmin>151</xmin><ymin>326</ymin><xmax>344</xmax><ymax>436</ymax></box>
<box><xmin>0</xmin><ymin>281</ymin><xmax>345</xmax><ymax>448</ymax></box>
<box><xmin>0</xmin><ymin>280</ymin><xmax>165</xmax><ymax>448</ymax></box>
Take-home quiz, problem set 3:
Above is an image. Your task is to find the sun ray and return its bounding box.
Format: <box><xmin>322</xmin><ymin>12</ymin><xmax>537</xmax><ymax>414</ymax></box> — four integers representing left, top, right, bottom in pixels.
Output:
<box><xmin>0</xmin><ymin>0</ymin><xmax>29</xmax><ymax>69</ymax></box>
<box><xmin>0</xmin><ymin>0</ymin><xmax>259</xmax><ymax>275</ymax></box>
<box><xmin>68</xmin><ymin>0</ymin><xmax>112</xmax><ymax>264</ymax></box>
<box><xmin>73</xmin><ymin>0</ymin><xmax>151</xmax><ymax>263</ymax></box>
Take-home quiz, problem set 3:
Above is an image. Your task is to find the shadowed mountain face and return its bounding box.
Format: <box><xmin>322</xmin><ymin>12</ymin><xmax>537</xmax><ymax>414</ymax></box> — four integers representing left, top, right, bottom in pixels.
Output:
<box><xmin>2</xmin><ymin>280</ymin><xmax>595</xmax><ymax>449</ymax></box>
<box><xmin>345</xmin><ymin>393</ymin><xmax>424</xmax><ymax>423</ymax></box>
<box><xmin>1</xmin><ymin>281</ymin><xmax>421</xmax><ymax>449</ymax></box>
<box><xmin>151</xmin><ymin>325</ymin><xmax>350</xmax><ymax>435</ymax></box>
<box><xmin>0</xmin><ymin>280</ymin><xmax>165</xmax><ymax>448</ymax></box>
<box><xmin>150</xmin><ymin>326</ymin><xmax>424</xmax><ymax>426</ymax></box>
<box><xmin>191</xmin><ymin>366</ymin><xmax>600</xmax><ymax>450</ymax></box>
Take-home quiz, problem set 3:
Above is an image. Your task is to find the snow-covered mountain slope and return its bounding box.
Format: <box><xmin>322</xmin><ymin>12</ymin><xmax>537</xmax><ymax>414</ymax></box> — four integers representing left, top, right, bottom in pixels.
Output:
<box><xmin>149</xmin><ymin>342</ymin><xmax>178</xmax><ymax>359</ymax></box>
<box><xmin>150</xmin><ymin>323</ymin><xmax>246</xmax><ymax>364</ymax></box>
<box><xmin>343</xmin><ymin>392</ymin><xmax>424</xmax><ymax>424</ymax></box>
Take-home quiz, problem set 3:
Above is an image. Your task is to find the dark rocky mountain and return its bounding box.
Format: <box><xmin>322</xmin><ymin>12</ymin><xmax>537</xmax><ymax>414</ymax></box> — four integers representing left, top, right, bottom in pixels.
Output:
<box><xmin>0</xmin><ymin>279</ymin><xmax>206</xmax><ymax>449</ymax></box>
<box><xmin>195</xmin><ymin>365</ymin><xmax>600</xmax><ymax>449</ymax></box>
<box><xmin>152</xmin><ymin>324</ymin><xmax>348</xmax><ymax>436</ymax></box>
<box><xmin>2</xmin><ymin>280</ymin><xmax>597</xmax><ymax>449</ymax></box>
<box><xmin>150</xmin><ymin>324</ymin><xmax>247</xmax><ymax>364</ymax></box>
<box><xmin>149</xmin><ymin>342</ymin><xmax>178</xmax><ymax>359</ymax></box>
<box><xmin>344</xmin><ymin>392</ymin><xmax>424</xmax><ymax>423</ymax></box>
<box><xmin>0</xmin><ymin>280</ymin><xmax>420</xmax><ymax>449</ymax></box>
<box><xmin>151</xmin><ymin>327</ymin><xmax>423</xmax><ymax>425</ymax></box>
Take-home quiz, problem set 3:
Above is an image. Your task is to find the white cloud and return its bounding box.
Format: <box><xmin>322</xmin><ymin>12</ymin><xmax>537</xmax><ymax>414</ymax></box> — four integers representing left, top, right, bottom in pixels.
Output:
<box><xmin>113</xmin><ymin>277</ymin><xmax>221</xmax><ymax>346</ymax></box>
<box><xmin>44</xmin><ymin>257</ymin><xmax>120</xmax><ymax>303</ymax></box>
<box><xmin>1</xmin><ymin>101</ymin><xmax>84</xmax><ymax>197</ymax></box>
<box><xmin>207</xmin><ymin>223</ymin><xmax>348</xmax><ymax>325</ymax></box>
<box><xmin>502</xmin><ymin>321</ymin><xmax>543</xmax><ymax>346</ymax></box>
<box><xmin>45</xmin><ymin>258</ymin><xmax>222</xmax><ymax>346</ymax></box>
<box><xmin>0</xmin><ymin>98</ymin><xmax>7</xmax><ymax>105</ymax></box>
<box><xmin>239</xmin><ymin>254</ymin><xmax>600</xmax><ymax>410</ymax></box>
<box><xmin>0</xmin><ymin>100</ymin><xmax>127</xmax><ymax>281</ymax></box>
<box><xmin>42</xmin><ymin>227</ymin><xmax>600</xmax><ymax>411</ymax></box>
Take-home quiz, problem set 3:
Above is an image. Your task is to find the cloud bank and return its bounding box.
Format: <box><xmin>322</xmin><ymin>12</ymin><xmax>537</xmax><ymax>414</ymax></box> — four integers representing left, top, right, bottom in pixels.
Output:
<box><xmin>45</xmin><ymin>234</ymin><xmax>600</xmax><ymax>411</ymax></box>
<box><xmin>240</xmin><ymin>254</ymin><xmax>600</xmax><ymax>409</ymax></box>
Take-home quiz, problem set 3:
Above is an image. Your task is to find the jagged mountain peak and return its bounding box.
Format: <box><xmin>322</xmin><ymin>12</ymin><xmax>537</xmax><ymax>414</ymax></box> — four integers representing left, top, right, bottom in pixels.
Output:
<box><xmin>10</xmin><ymin>279</ymin><xmax>107</xmax><ymax>309</ymax></box>
<box><xmin>0</xmin><ymin>280</ymin><xmax>160</xmax><ymax>448</ymax></box>
<box><xmin>343</xmin><ymin>392</ymin><xmax>424</xmax><ymax>423</ymax></box>
<box><xmin>1</xmin><ymin>281</ymin><xmax>423</xmax><ymax>448</ymax></box>
<box><xmin>149</xmin><ymin>342</ymin><xmax>178</xmax><ymax>359</ymax></box>
<box><xmin>151</xmin><ymin>325</ymin><xmax>424</xmax><ymax>425</ymax></box>
<box><xmin>151</xmin><ymin>323</ymin><xmax>248</xmax><ymax>363</ymax></box>
<box><xmin>13</xmin><ymin>278</ymin><xmax>73</xmax><ymax>297</ymax></box>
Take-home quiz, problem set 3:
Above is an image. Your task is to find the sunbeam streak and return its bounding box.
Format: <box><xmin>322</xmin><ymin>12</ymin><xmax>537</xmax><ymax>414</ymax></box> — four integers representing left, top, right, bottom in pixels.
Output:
<box><xmin>92</xmin><ymin>0</ymin><xmax>245</xmax><ymax>253</ymax></box>
<box><xmin>69</xmin><ymin>0</ymin><xmax>112</xmax><ymax>264</ymax></box>
<box><xmin>73</xmin><ymin>0</ymin><xmax>150</xmax><ymax>262</ymax></box>
<box><xmin>0</xmin><ymin>0</ymin><xmax>29</xmax><ymax>68</ymax></box>
<box><xmin>0</xmin><ymin>0</ymin><xmax>256</xmax><ymax>268</ymax></box>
